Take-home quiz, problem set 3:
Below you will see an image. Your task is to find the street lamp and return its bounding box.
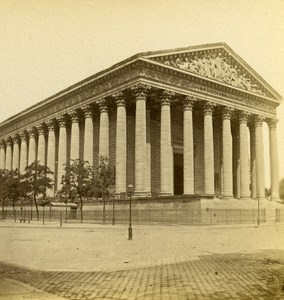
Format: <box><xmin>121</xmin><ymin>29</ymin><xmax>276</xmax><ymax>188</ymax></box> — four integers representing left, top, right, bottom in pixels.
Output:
<box><xmin>127</xmin><ymin>184</ymin><xmax>134</xmax><ymax>240</ymax></box>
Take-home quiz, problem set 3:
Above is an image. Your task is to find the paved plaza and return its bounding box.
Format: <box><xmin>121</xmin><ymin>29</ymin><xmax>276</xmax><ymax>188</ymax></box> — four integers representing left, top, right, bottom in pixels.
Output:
<box><xmin>0</xmin><ymin>221</ymin><xmax>284</xmax><ymax>299</ymax></box>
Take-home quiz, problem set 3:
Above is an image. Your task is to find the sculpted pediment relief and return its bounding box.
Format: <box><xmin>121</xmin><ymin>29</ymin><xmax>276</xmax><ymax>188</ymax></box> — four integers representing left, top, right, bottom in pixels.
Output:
<box><xmin>142</xmin><ymin>44</ymin><xmax>280</xmax><ymax>100</ymax></box>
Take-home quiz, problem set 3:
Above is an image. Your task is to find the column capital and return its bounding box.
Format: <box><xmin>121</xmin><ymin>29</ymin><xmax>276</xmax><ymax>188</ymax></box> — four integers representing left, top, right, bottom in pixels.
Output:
<box><xmin>0</xmin><ymin>140</ymin><xmax>5</xmax><ymax>148</ymax></box>
<box><xmin>46</xmin><ymin>119</ymin><xmax>56</xmax><ymax>131</ymax></box>
<box><xmin>27</xmin><ymin>128</ymin><xmax>36</xmax><ymax>138</ymax></box>
<box><xmin>161</xmin><ymin>90</ymin><xmax>175</xmax><ymax>106</ymax></box>
<box><xmin>69</xmin><ymin>110</ymin><xmax>79</xmax><ymax>123</ymax></box>
<box><xmin>36</xmin><ymin>124</ymin><xmax>46</xmax><ymax>135</ymax></box>
<box><xmin>5</xmin><ymin>137</ymin><xmax>12</xmax><ymax>146</ymax></box>
<box><xmin>254</xmin><ymin>115</ymin><xmax>265</xmax><ymax>127</ymax></box>
<box><xmin>20</xmin><ymin>132</ymin><xmax>28</xmax><ymax>141</ymax></box>
<box><xmin>203</xmin><ymin>101</ymin><xmax>215</xmax><ymax>115</ymax></box>
<box><xmin>267</xmin><ymin>118</ymin><xmax>278</xmax><ymax>129</ymax></box>
<box><xmin>183</xmin><ymin>95</ymin><xmax>196</xmax><ymax>111</ymax></box>
<box><xmin>221</xmin><ymin>106</ymin><xmax>234</xmax><ymax>120</ymax></box>
<box><xmin>239</xmin><ymin>111</ymin><xmax>250</xmax><ymax>123</ymax></box>
<box><xmin>57</xmin><ymin>115</ymin><xmax>68</xmax><ymax>128</ymax></box>
<box><xmin>12</xmin><ymin>135</ymin><xmax>20</xmax><ymax>144</ymax></box>
<box><xmin>81</xmin><ymin>104</ymin><xmax>94</xmax><ymax>118</ymax></box>
<box><xmin>112</xmin><ymin>91</ymin><xmax>125</xmax><ymax>106</ymax></box>
<box><xmin>99</xmin><ymin>99</ymin><xmax>108</xmax><ymax>113</ymax></box>
<box><xmin>131</xmin><ymin>83</ymin><xmax>151</xmax><ymax>99</ymax></box>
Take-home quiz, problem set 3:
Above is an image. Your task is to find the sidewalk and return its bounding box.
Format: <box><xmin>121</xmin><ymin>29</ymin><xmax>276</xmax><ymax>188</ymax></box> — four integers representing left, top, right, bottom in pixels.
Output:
<box><xmin>1</xmin><ymin>221</ymin><xmax>284</xmax><ymax>299</ymax></box>
<box><xmin>0</xmin><ymin>277</ymin><xmax>66</xmax><ymax>300</ymax></box>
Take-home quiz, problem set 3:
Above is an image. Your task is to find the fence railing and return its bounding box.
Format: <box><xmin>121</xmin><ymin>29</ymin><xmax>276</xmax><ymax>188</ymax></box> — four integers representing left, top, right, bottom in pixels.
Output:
<box><xmin>0</xmin><ymin>206</ymin><xmax>275</xmax><ymax>225</ymax></box>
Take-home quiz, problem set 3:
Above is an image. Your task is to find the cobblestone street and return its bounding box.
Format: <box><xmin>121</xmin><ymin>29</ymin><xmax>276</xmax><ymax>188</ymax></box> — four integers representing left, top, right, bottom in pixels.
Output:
<box><xmin>0</xmin><ymin>222</ymin><xmax>284</xmax><ymax>299</ymax></box>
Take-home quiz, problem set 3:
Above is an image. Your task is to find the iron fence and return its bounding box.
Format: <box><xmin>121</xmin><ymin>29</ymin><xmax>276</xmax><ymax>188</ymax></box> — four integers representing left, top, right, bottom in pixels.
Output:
<box><xmin>0</xmin><ymin>206</ymin><xmax>274</xmax><ymax>225</ymax></box>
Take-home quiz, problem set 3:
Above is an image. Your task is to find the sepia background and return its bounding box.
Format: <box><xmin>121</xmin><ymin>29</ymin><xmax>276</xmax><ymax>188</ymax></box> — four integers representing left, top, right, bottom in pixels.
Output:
<box><xmin>0</xmin><ymin>0</ymin><xmax>283</xmax><ymax>188</ymax></box>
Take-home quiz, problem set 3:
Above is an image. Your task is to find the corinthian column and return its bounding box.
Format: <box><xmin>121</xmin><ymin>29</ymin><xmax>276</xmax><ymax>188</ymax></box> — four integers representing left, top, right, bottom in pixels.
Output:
<box><xmin>99</xmin><ymin>99</ymin><xmax>109</xmax><ymax>159</ymax></box>
<box><xmin>12</xmin><ymin>135</ymin><xmax>20</xmax><ymax>170</ymax></box>
<box><xmin>82</xmin><ymin>104</ymin><xmax>93</xmax><ymax>166</ymax></box>
<box><xmin>268</xmin><ymin>119</ymin><xmax>279</xmax><ymax>201</ymax></box>
<box><xmin>249</xmin><ymin>124</ymin><xmax>257</xmax><ymax>199</ymax></box>
<box><xmin>69</xmin><ymin>110</ymin><xmax>80</xmax><ymax>161</ymax></box>
<box><xmin>183</xmin><ymin>96</ymin><xmax>196</xmax><ymax>195</ymax></box>
<box><xmin>239</xmin><ymin>111</ymin><xmax>250</xmax><ymax>199</ymax></box>
<box><xmin>203</xmin><ymin>102</ymin><xmax>215</xmax><ymax>195</ymax></box>
<box><xmin>146</xmin><ymin>109</ymin><xmax>151</xmax><ymax>195</ymax></box>
<box><xmin>19</xmin><ymin>133</ymin><xmax>28</xmax><ymax>173</ymax></box>
<box><xmin>131</xmin><ymin>83</ymin><xmax>150</xmax><ymax>196</ymax></box>
<box><xmin>28</xmin><ymin>129</ymin><xmax>36</xmax><ymax>165</ymax></box>
<box><xmin>57</xmin><ymin>115</ymin><xmax>68</xmax><ymax>190</ymax></box>
<box><xmin>46</xmin><ymin>120</ymin><xmax>56</xmax><ymax>198</ymax></box>
<box><xmin>255</xmin><ymin>115</ymin><xmax>265</xmax><ymax>199</ymax></box>
<box><xmin>113</xmin><ymin>92</ymin><xmax>127</xmax><ymax>194</ymax></box>
<box><xmin>5</xmin><ymin>139</ymin><xmax>12</xmax><ymax>170</ymax></box>
<box><xmin>222</xmin><ymin>107</ymin><xmax>233</xmax><ymax>198</ymax></box>
<box><xmin>0</xmin><ymin>142</ymin><xmax>5</xmax><ymax>169</ymax></box>
<box><xmin>160</xmin><ymin>90</ymin><xmax>174</xmax><ymax>196</ymax></box>
<box><xmin>37</xmin><ymin>125</ymin><xmax>46</xmax><ymax>165</ymax></box>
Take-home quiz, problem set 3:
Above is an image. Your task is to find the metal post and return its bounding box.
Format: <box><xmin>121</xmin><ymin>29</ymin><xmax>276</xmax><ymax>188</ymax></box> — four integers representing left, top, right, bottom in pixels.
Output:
<box><xmin>65</xmin><ymin>204</ymin><xmax>67</xmax><ymax>223</ymax></box>
<box><xmin>49</xmin><ymin>205</ymin><xmax>51</xmax><ymax>222</ymax></box>
<box><xmin>112</xmin><ymin>195</ymin><xmax>115</xmax><ymax>226</ymax></box>
<box><xmin>128</xmin><ymin>194</ymin><xmax>132</xmax><ymax>240</ymax></box>
<box><xmin>127</xmin><ymin>184</ymin><xmax>134</xmax><ymax>240</ymax></box>
<box><xmin>60</xmin><ymin>211</ymin><xmax>62</xmax><ymax>227</ymax></box>
<box><xmin>257</xmin><ymin>197</ymin><xmax>260</xmax><ymax>226</ymax></box>
<box><xmin>42</xmin><ymin>206</ymin><xmax>45</xmax><ymax>225</ymax></box>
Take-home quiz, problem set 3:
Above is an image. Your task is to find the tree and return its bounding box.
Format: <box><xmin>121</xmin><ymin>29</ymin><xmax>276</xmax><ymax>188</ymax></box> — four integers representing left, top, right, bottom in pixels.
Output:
<box><xmin>94</xmin><ymin>156</ymin><xmax>115</xmax><ymax>223</ymax></box>
<box><xmin>279</xmin><ymin>178</ymin><xmax>284</xmax><ymax>201</ymax></box>
<box><xmin>23</xmin><ymin>161</ymin><xmax>54</xmax><ymax>221</ymax></box>
<box><xmin>0</xmin><ymin>169</ymin><xmax>9</xmax><ymax>219</ymax></box>
<box><xmin>0</xmin><ymin>169</ymin><xmax>26</xmax><ymax>220</ymax></box>
<box><xmin>57</xmin><ymin>159</ymin><xmax>94</xmax><ymax>223</ymax></box>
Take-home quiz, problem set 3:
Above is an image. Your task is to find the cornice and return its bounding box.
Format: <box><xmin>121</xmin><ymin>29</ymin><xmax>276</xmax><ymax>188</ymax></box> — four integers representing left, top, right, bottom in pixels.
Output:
<box><xmin>0</xmin><ymin>55</ymin><xmax>280</xmax><ymax>139</ymax></box>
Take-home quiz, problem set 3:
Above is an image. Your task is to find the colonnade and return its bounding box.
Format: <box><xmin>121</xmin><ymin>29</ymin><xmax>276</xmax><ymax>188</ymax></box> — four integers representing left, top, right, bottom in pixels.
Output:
<box><xmin>0</xmin><ymin>85</ymin><xmax>279</xmax><ymax>200</ymax></box>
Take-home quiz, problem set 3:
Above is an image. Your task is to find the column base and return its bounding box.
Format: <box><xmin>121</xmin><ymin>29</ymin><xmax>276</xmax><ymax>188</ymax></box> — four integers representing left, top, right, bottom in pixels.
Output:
<box><xmin>159</xmin><ymin>192</ymin><xmax>173</xmax><ymax>197</ymax></box>
<box><xmin>240</xmin><ymin>196</ymin><xmax>251</xmax><ymax>200</ymax></box>
<box><xmin>223</xmin><ymin>195</ymin><xmax>234</xmax><ymax>200</ymax></box>
<box><xmin>134</xmin><ymin>191</ymin><xmax>148</xmax><ymax>198</ymax></box>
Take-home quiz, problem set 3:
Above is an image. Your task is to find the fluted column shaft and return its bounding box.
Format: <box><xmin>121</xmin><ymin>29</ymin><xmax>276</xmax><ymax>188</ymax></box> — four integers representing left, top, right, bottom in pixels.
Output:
<box><xmin>37</xmin><ymin>126</ymin><xmax>46</xmax><ymax>165</ymax></box>
<box><xmin>82</xmin><ymin>105</ymin><xmax>93</xmax><ymax>166</ymax></box>
<box><xmin>0</xmin><ymin>144</ymin><xmax>5</xmax><ymax>169</ymax></box>
<box><xmin>99</xmin><ymin>100</ymin><xmax>109</xmax><ymax>159</ymax></box>
<box><xmin>203</xmin><ymin>102</ymin><xmax>215</xmax><ymax>195</ymax></box>
<box><xmin>239</xmin><ymin>112</ymin><xmax>250</xmax><ymax>198</ymax></box>
<box><xmin>19</xmin><ymin>134</ymin><xmax>28</xmax><ymax>173</ymax></box>
<box><xmin>57</xmin><ymin>116</ymin><xmax>68</xmax><ymax>190</ymax></box>
<box><xmin>222</xmin><ymin>107</ymin><xmax>233</xmax><ymax>198</ymax></box>
<box><xmin>183</xmin><ymin>96</ymin><xmax>195</xmax><ymax>195</ymax></box>
<box><xmin>255</xmin><ymin>116</ymin><xmax>265</xmax><ymax>199</ymax></box>
<box><xmin>28</xmin><ymin>130</ymin><xmax>36</xmax><ymax>165</ymax></box>
<box><xmin>146</xmin><ymin>109</ymin><xmax>151</xmax><ymax>195</ymax></box>
<box><xmin>160</xmin><ymin>90</ymin><xmax>174</xmax><ymax>195</ymax></box>
<box><xmin>46</xmin><ymin>121</ymin><xmax>56</xmax><ymax>198</ymax></box>
<box><xmin>114</xmin><ymin>92</ymin><xmax>127</xmax><ymax>194</ymax></box>
<box><xmin>5</xmin><ymin>140</ymin><xmax>12</xmax><ymax>170</ymax></box>
<box><xmin>70</xmin><ymin>111</ymin><xmax>80</xmax><ymax>161</ymax></box>
<box><xmin>12</xmin><ymin>137</ymin><xmax>20</xmax><ymax>170</ymax></box>
<box><xmin>131</xmin><ymin>84</ymin><xmax>150</xmax><ymax>196</ymax></box>
<box><xmin>249</xmin><ymin>125</ymin><xmax>257</xmax><ymax>199</ymax></box>
<box><xmin>268</xmin><ymin>119</ymin><xmax>279</xmax><ymax>200</ymax></box>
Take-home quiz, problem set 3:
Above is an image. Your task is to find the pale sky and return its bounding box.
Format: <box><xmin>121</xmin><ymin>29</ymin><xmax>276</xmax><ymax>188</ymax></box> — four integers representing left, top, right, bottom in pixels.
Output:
<box><xmin>0</xmin><ymin>0</ymin><xmax>284</xmax><ymax>186</ymax></box>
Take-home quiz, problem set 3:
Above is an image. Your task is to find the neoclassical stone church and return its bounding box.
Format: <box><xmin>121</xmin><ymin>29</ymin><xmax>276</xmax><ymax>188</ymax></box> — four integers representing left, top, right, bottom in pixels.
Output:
<box><xmin>0</xmin><ymin>43</ymin><xmax>281</xmax><ymax>201</ymax></box>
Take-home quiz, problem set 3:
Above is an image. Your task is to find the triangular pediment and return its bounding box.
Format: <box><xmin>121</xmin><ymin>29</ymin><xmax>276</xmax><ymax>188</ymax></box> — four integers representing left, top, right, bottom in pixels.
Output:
<box><xmin>140</xmin><ymin>43</ymin><xmax>281</xmax><ymax>101</ymax></box>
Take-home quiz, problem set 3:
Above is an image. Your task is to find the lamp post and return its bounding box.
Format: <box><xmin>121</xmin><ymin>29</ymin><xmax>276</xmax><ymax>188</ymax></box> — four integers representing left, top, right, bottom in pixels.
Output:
<box><xmin>127</xmin><ymin>184</ymin><xmax>134</xmax><ymax>240</ymax></box>
<box><xmin>257</xmin><ymin>196</ymin><xmax>260</xmax><ymax>226</ymax></box>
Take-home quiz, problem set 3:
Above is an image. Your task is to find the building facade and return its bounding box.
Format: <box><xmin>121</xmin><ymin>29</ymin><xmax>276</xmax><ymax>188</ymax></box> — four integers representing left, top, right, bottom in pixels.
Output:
<box><xmin>0</xmin><ymin>43</ymin><xmax>281</xmax><ymax>201</ymax></box>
